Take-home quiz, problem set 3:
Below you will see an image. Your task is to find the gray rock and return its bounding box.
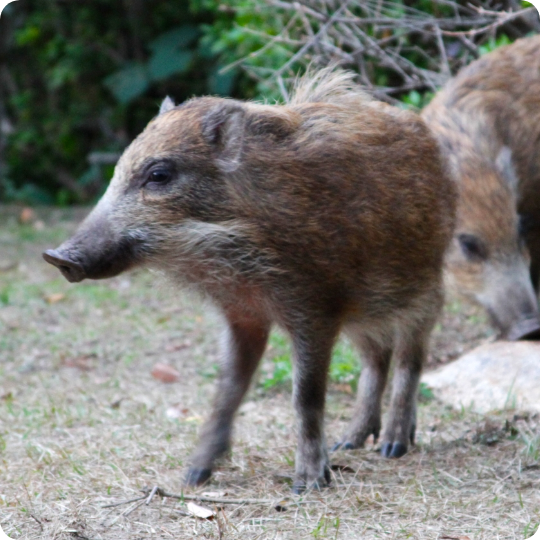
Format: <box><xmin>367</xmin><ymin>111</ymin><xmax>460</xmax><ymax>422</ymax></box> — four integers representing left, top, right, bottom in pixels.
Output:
<box><xmin>422</xmin><ymin>342</ymin><xmax>540</xmax><ymax>413</ymax></box>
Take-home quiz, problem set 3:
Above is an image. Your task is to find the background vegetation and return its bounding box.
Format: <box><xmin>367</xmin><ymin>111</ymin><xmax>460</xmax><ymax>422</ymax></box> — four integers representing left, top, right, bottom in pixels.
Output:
<box><xmin>0</xmin><ymin>0</ymin><xmax>538</xmax><ymax>205</ymax></box>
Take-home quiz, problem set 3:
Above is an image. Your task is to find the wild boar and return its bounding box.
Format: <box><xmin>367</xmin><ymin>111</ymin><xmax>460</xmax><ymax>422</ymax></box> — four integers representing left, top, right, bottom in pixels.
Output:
<box><xmin>44</xmin><ymin>69</ymin><xmax>456</xmax><ymax>492</ymax></box>
<box><xmin>422</xmin><ymin>35</ymin><xmax>540</xmax><ymax>340</ymax></box>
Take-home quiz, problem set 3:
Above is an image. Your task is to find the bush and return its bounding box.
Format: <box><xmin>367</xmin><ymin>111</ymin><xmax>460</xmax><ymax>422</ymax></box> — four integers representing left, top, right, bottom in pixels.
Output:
<box><xmin>1</xmin><ymin>0</ymin><xmax>535</xmax><ymax>204</ymax></box>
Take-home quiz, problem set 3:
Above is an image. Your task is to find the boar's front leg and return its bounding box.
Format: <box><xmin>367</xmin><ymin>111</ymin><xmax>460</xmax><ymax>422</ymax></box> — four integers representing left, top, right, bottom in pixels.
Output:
<box><xmin>185</xmin><ymin>313</ymin><xmax>270</xmax><ymax>486</ymax></box>
<box><xmin>290</xmin><ymin>320</ymin><xmax>339</xmax><ymax>494</ymax></box>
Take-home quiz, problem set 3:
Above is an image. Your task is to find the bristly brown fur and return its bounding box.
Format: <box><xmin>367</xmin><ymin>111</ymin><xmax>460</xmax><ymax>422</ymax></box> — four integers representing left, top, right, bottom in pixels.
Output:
<box><xmin>422</xmin><ymin>35</ymin><xmax>540</xmax><ymax>337</ymax></box>
<box><xmin>46</xmin><ymin>68</ymin><xmax>457</xmax><ymax>492</ymax></box>
<box><xmin>288</xmin><ymin>66</ymin><xmax>372</xmax><ymax>106</ymax></box>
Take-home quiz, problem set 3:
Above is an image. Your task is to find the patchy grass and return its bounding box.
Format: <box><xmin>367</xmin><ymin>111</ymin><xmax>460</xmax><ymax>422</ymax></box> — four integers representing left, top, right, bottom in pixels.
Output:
<box><xmin>0</xmin><ymin>206</ymin><xmax>538</xmax><ymax>539</ymax></box>
<box><xmin>259</xmin><ymin>334</ymin><xmax>360</xmax><ymax>392</ymax></box>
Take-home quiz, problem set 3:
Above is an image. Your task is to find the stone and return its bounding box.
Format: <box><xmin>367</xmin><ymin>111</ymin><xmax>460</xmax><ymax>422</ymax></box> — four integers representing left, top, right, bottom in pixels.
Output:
<box><xmin>422</xmin><ymin>342</ymin><xmax>540</xmax><ymax>413</ymax></box>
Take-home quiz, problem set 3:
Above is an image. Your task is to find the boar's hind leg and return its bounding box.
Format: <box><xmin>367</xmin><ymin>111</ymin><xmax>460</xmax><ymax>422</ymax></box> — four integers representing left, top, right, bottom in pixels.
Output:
<box><xmin>380</xmin><ymin>314</ymin><xmax>434</xmax><ymax>459</ymax></box>
<box><xmin>185</xmin><ymin>314</ymin><xmax>270</xmax><ymax>487</ymax></box>
<box><xmin>290</xmin><ymin>321</ymin><xmax>339</xmax><ymax>494</ymax></box>
<box><xmin>333</xmin><ymin>332</ymin><xmax>392</xmax><ymax>451</ymax></box>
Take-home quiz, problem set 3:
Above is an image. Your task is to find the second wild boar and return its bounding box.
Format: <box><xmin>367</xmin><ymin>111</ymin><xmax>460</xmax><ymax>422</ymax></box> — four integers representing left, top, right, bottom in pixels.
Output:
<box><xmin>43</xmin><ymin>69</ymin><xmax>456</xmax><ymax>492</ymax></box>
<box><xmin>422</xmin><ymin>35</ymin><xmax>540</xmax><ymax>340</ymax></box>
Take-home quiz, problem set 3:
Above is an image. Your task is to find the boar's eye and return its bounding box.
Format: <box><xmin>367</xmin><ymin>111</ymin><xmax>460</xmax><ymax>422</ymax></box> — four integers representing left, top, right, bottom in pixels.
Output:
<box><xmin>458</xmin><ymin>233</ymin><xmax>488</xmax><ymax>262</ymax></box>
<box><xmin>144</xmin><ymin>168</ymin><xmax>173</xmax><ymax>189</ymax></box>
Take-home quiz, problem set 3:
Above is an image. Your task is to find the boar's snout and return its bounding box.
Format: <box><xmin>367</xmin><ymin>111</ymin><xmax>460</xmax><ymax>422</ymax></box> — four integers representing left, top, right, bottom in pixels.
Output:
<box><xmin>43</xmin><ymin>249</ymin><xmax>86</xmax><ymax>283</ymax></box>
<box><xmin>505</xmin><ymin>316</ymin><xmax>540</xmax><ymax>341</ymax></box>
<box><xmin>43</xmin><ymin>200</ymin><xmax>140</xmax><ymax>282</ymax></box>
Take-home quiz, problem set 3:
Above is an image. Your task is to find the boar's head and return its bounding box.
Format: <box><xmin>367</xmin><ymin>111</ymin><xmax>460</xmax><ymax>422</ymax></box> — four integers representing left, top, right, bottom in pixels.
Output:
<box><xmin>445</xmin><ymin>148</ymin><xmax>540</xmax><ymax>340</ymax></box>
<box><xmin>43</xmin><ymin>96</ymin><xmax>254</xmax><ymax>284</ymax></box>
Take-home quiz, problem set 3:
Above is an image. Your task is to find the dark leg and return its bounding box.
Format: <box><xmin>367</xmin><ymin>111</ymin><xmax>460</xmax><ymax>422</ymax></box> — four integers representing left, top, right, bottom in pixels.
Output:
<box><xmin>333</xmin><ymin>330</ymin><xmax>392</xmax><ymax>450</ymax></box>
<box><xmin>527</xmin><ymin>232</ymin><xmax>540</xmax><ymax>294</ymax></box>
<box><xmin>380</xmin><ymin>317</ymin><xmax>433</xmax><ymax>459</ymax></box>
<box><xmin>185</xmin><ymin>313</ymin><xmax>270</xmax><ymax>486</ymax></box>
<box><xmin>290</xmin><ymin>321</ymin><xmax>339</xmax><ymax>493</ymax></box>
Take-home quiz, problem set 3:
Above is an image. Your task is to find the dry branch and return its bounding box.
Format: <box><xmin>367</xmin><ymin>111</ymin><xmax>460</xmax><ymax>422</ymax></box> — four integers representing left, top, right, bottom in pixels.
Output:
<box><xmin>226</xmin><ymin>0</ymin><xmax>538</xmax><ymax>101</ymax></box>
<box><xmin>101</xmin><ymin>485</ymin><xmax>323</xmax><ymax>511</ymax></box>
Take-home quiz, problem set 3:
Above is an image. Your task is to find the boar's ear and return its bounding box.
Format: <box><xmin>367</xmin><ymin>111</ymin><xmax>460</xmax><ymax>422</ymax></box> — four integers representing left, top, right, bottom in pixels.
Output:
<box><xmin>202</xmin><ymin>102</ymin><xmax>246</xmax><ymax>173</ymax></box>
<box><xmin>496</xmin><ymin>146</ymin><xmax>519</xmax><ymax>198</ymax></box>
<box><xmin>159</xmin><ymin>96</ymin><xmax>176</xmax><ymax>115</ymax></box>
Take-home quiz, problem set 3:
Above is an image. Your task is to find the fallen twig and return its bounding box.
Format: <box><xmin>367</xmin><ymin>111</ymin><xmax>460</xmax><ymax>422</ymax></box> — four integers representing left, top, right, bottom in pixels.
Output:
<box><xmin>144</xmin><ymin>486</ymin><xmax>276</xmax><ymax>505</ymax></box>
<box><xmin>145</xmin><ymin>484</ymin><xmax>159</xmax><ymax>505</ymax></box>
<box><xmin>101</xmin><ymin>494</ymin><xmax>147</xmax><ymax>509</ymax></box>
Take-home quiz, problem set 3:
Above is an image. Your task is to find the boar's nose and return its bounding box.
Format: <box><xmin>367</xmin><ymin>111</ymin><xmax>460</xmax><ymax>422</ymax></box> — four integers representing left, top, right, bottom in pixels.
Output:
<box><xmin>43</xmin><ymin>249</ymin><xmax>86</xmax><ymax>283</ymax></box>
<box><xmin>505</xmin><ymin>316</ymin><xmax>540</xmax><ymax>341</ymax></box>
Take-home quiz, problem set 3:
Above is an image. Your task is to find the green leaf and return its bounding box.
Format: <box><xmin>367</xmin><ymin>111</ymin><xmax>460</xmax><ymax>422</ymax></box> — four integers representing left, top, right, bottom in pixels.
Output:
<box><xmin>207</xmin><ymin>68</ymin><xmax>236</xmax><ymax>96</ymax></box>
<box><xmin>149</xmin><ymin>25</ymin><xmax>200</xmax><ymax>54</ymax></box>
<box><xmin>15</xmin><ymin>25</ymin><xmax>41</xmax><ymax>46</ymax></box>
<box><xmin>148</xmin><ymin>50</ymin><xmax>194</xmax><ymax>81</ymax></box>
<box><xmin>104</xmin><ymin>63</ymin><xmax>149</xmax><ymax>104</ymax></box>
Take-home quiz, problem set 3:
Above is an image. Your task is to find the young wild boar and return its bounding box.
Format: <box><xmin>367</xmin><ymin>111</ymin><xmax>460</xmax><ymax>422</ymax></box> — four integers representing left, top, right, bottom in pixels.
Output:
<box><xmin>422</xmin><ymin>35</ymin><xmax>540</xmax><ymax>340</ymax></box>
<box><xmin>44</xmin><ymin>69</ymin><xmax>456</xmax><ymax>492</ymax></box>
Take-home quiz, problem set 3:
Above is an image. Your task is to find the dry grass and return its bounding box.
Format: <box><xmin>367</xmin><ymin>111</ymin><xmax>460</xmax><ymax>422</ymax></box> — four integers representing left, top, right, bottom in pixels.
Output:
<box><xmin>0</xmin><ymin>206</ymin><xmax>538</xmax><ymax>539</ymax></box>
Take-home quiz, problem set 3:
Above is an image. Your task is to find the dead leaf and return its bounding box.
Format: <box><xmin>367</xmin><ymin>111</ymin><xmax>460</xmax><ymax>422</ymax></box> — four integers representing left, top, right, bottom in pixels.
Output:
<box><xmin>184</xmin><ymin>415</ymin><xmax>203</xmax><ymax>424</ymax></box>
<box><xmin>110</xmin><ymin>399</ymin><xmax>123</xmax><ymax>409</ymax></box>
<box><xmin>151</xmin><ymin>363</ymin><xmax>180</xmax><ymax>383</ymax></box>
<box><xmin>332</xmin><ymin>383</ymin><xmax>353</xmax><ymax>394</ymax></box>
<box><xmin>187</xmin><ymin>502</ymin><xmax>214</xmax><ymax>520</ymax></box>
<box><xmin>19</xmin><ymin>207</ymin><xmax>36</xmax><ymax>224</ymax></box>
<box><xmin>62</xmin><ymin>355</ymin><xmax>95</xmax><ymax>371</ymax></box>
<box><xmin>44</xmin><ymin>293</ymin><xmax>66</xmax><ymax>304</ymax></box>
<box><xmin>165</xmin><ymin>341</ymin><xmax>191</xmax><ymax>353</ymax></box>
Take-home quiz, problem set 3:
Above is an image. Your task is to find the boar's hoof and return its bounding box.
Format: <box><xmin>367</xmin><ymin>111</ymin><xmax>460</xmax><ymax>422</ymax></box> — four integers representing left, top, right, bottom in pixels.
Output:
<box><xmin>43</xmin><ymin>249</ymin><xmax>86</xmax><ymax>283</ymax></box>
<box><xmin>292</xmin><ymin>466</ymin><xmax>331</xmax><ymax>494</ymax></box>
<box><xmin>381</xmin><ymin>442</ymin><xmax>408</xmax><ymax>459</ymax></box>
<box><xmin>331</xmin><ymin>441</ymin><xmax>356</xmax><ymax>452</ymax></box>
<box><xmin>506</xmin><ymin>318</ymin><xmax>540</xmax><ymax>341</ymax></box>
<box><xmin>184</xmin><ymin>467</ymin><xmax>212</xmax><ymax>487</ymax></box>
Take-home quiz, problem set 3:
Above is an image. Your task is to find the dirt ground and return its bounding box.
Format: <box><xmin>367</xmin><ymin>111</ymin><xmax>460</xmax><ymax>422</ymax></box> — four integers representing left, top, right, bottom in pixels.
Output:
<box><xmin>0</xmin><ymin>206</ymin><xmax>539</xmax><ymax>540</ymax></box>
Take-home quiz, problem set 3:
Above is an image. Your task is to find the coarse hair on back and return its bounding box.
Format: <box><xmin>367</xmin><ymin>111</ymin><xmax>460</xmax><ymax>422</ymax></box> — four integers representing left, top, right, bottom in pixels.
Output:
<box><xmin>288</xmin><ymin>65</ymin><xmax>373</xmax><ymax>107</ymax></box>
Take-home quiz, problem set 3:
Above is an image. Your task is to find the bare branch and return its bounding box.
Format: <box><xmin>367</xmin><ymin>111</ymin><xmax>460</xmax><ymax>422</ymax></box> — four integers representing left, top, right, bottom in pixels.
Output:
<box><xmin>229</xmin><ymin>0</ymin><xmax>536</xmax><ymax>100</ymax></box>
<box><xmin>272</xmin><ymin>0</ymin><xmax>353</xmax><ymax>79</ymax></box>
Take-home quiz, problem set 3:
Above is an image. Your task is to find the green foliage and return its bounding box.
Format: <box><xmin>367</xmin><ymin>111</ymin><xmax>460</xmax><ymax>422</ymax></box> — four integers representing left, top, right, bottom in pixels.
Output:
<box><xmin>419</xmin><ymin>382</ymin><xmax>435</xmax><ymax>403</ymax></box>
<box><xmin>329</xmin><ymin>340</ymin><xmax>361</xmax><ymax>391</ymax></box>
<box><xmin>104</xmin><ymin>25</ymin><xmax>200</xmax><ymax>104</ymax></box>
<box><xmin>523</xmin><ymin>521</ymin><xmax>539</xmax><ymax>538</ymax></box>
<box><xmin>479</xmin><ymin>34</ymin><xmax>513</xmax><ymax>56</ymax></box>
<box><xmin>259</xmin><ymin>332</ymin><xmax>361</xmax><ymax>392</ymax></box>
<box><xmin>260</xmin><ymin>333</ymin><xmax>293</xmax><ymax>390</ymax></box>
<box><xmin>1</xmin><ymin>1</ymin><xmax>524</xmax><ymax>204</ymax></box>
<box><xmin>400</xmin><ymin>90</ymin><xmax>435</xmax><ymax>111</ymax></box>
<box><xmin>1</xmin><ymin>1</ymin><xmax>245</xmax><ymax>204</ymax></box>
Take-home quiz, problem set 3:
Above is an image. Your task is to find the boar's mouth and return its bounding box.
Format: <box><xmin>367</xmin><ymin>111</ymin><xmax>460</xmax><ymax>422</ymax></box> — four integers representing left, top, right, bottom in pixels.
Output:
<box><xmin>505</xmin><ymin>317</ymin><xmax>540</xmax><ymax>341</ymax></box>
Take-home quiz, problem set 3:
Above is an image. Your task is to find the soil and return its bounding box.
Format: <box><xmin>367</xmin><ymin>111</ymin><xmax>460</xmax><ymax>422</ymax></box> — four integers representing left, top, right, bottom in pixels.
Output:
<box><xmin>0</xmin><ymin>206</ymin><xmax>537</xmax><ymax>540</ymax></box>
